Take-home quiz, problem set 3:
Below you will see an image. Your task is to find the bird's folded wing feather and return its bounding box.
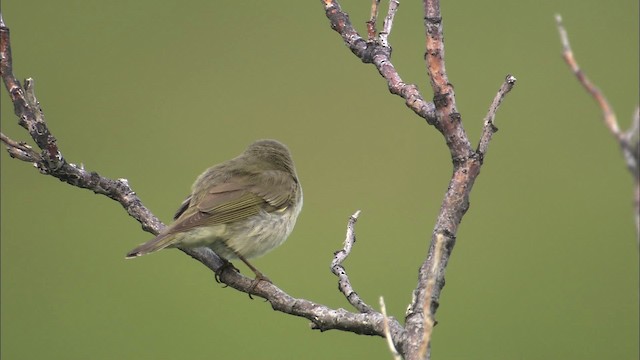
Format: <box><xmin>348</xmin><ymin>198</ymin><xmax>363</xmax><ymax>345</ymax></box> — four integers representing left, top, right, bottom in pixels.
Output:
<box><xmin>164</xmin><ymin>171</ymin><xmax>295</xmax><ymax>235</ymax></box>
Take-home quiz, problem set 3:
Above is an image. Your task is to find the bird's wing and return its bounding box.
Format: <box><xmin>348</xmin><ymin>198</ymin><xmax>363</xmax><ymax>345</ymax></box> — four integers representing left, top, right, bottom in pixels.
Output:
<box><xmin>165</xmin><ymin>171</ymin><xmax>295</xmax><ymax>235</ymax></box>
<box><xmin>173</xmin><ymin>195</ymin><xmax>192</xmax><ymax>220</ymax></box>
<box><xmin>249</xmin><ymin>170</ymin><xmax>298</xmax><ymax>211</ymax></box>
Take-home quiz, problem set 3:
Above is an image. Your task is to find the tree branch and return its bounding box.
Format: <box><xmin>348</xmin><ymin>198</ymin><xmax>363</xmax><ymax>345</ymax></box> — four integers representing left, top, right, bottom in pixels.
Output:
<box><xmin>323</xmin><ymin>1</ymin><xmax>516</xmax><ymax>359</ymax></box>
<box><xmin>380</xmin><ymin>296</ymin><xmax>402</xmax><ymax>360</ymax></box>
<box><xmin>366</xmin><ymin>0</ymin><xmax>381</xmax><ymax>41</ymax></box>
<box><xmin>477</xmin><ymin>74</ymin><xmax>517</xmax><ymax>156</ymax></box>
<box><xmin>322</xmin><ymin>0</ymin><xmax>438</xmax><ymax>126</ymax></box>
<box><xmin>555</xmin><ymin>14</ymin><xmax>640</xmax><ymax>240</ymax></box>
<box><xmin>330</xmin><ymin>210</ymin><xmax>375</xmax><ymax>313</ymax></box>
<box><xmin>1</xmin><ymin>131</ymin><xmax>41</xmax><ymax>162</ymax></box>
<box><xmin>3</xmin><ymin>1</ymin><xmax>519</xmax><ymax>357</ymax></box>
<box><xmin>378</xmin><ymin>0</ymin><xmax>399</xmax><ymax>48</ymax></box>
<box><xmin>0</xmin><ymin>15</ymin><xmax>405</xmax><ymax>341</ymax></box>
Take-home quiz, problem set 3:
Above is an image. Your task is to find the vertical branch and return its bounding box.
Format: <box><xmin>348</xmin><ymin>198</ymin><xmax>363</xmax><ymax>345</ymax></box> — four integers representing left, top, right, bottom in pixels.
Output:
<box><xmin>417</xmin><ymin>233</ymin><xmax>445</xmax><ymax>358</ymax></box>
<box><xmin>630</xmin><ymin>108</ymin><xmax>640</xmax><ymax>237</ymax></box>
<box><xmin>380</xmin><ymin>296</ymin><xmax>402</xmax><ymax>360</ymax></box>
<box><xmin>1</xmin><ymin>18</ymin><xmax>63</xmax><ymax>172</ymax></box>
<box><xmin>322</xmin><ymin>1</ymin><xmax>516</xmax><ymax>358</ymax></box>
<box><xmin>378</xmin><ymin>0</ymin><xmax>399</xmax><ymax>47</ymax></box>
<box><xmin>366</xmin><ymin>0</ymin><xmax>381</xmax><ymax>41</ymax></box>
<box><xmin>402</xmin><ymin>2</ymin><xmax>517</xmax><ymax>359</ymax></box>
<box><xmin>423</xmin><ymin>0</ymin><xmax>472</xmax><ymax>157</ymax></box>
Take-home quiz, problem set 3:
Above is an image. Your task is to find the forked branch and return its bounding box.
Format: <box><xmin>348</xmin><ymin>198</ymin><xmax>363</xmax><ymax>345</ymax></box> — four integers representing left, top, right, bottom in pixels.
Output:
<box><xmin>323</xmin><ymin>1</ymin><xmax>516</xmax><ymax>359</ymax></box>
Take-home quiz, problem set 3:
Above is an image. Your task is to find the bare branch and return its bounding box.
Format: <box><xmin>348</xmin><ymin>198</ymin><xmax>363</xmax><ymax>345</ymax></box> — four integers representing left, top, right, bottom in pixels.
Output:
<box><xmin>3</xmin><ymin>1</ymin><xmax>520</xmax><ymax>358</ymax></box>
<box><xmin>406</xmin><ymin>2</ymin><xmax>516</xmax><ymax>359</ymax></box>
<box><xmin>323</xmin><ymin>1</ymin><xmax>516</xmax><ymax>358</ymax></box>
<box><xmin>418</xmin><ymin>233</ymin><xmax>444</xmax><ymax>358</ymax></box>
<box><xmin>366</xmin><ymin>0</ymin><xmax>381</xmax><ymax>41</ymax></box>
<box><xmin>330</xmin><ymin>210</ymin><xmax>375</xmax><ymax>313</ymax></box>
<box><xmin>555</xmin><ymin>14</ymin><xmax>640</xmax><ymax>239</ymax></box>
<box><xmin>627</xmin><ymin>108</ymin><xmax>640</xmax><ymax>144</ymax></box>
<box><xmin>380</xmin><ymin>296</ymin><xmax>402</xmax><ymax>360</ymax></box>
<box><xmin>555</xmin><ymin>15</ymin><xmax>621</xmax><ymax>140</ymax></box>
<box><xmin>625</xmin><ymin>108</ymin><xmax>640</xmax><ymax>237</ymax></box>
<box><xmin>0</xmin><ymin>16</ymin><xmax>406</xmax><ymax>339</ymax></box>
<box><xmin>423</xmin><ymin>0</ymin><xmax>471</xmax><ymax>153</ymax></box>
<box><xmin>1</xmin><ymin>78</ymin><xmax>162</xmax><ymax>236</ymax></box>
<box><xmin>1</xmin><ymin>132</ymin><xmax>42</xmax><ymax>163</ymax></box>
<box><xmin>379</xmin><ymin>0</ymin><xmax>400</xmax><ymax>47</ymax></box>
<box><xmin>321</xmin><ymin>0</ymin><xmax>437</xmax><ymax>125</ymax></box>
<box><xmin>477</xmin><ymin>74</ymin><xmax>517</xmax><ymax>156</ymax></box>
<box><xmin>1</xmin><ymin>20</ymin><xmax>63</xmax><ymax>172</ymax></box>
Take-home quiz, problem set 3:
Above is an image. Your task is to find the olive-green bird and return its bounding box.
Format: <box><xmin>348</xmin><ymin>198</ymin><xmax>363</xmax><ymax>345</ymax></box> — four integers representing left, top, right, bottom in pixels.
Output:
<box><xmin>126</xmin><ymin>139</ymin><xmax>303</xmax><ymax>280</ymax></box>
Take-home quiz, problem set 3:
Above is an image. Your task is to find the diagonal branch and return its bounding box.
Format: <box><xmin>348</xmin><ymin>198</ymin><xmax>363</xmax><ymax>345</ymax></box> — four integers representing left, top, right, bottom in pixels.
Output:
<box><xmin>380</xmin><ymin>296</ymin><xmax>402</xmax><ymax>360</ymax></box>
<box><xmin>555</xmin><ymin>14</ymin><xmax>640</xmax><ymax>239</ymax></box>
<box><xmin>322</xmin><ymin>0</ymin><xmax>438</xmax><ymax>126</ymax></box>
<box><xmin>1</xmin><ymin>131</ymin><xmax>42</xmax><ymax>163</ymax></box>
<box><xmin>477</xmin><ymin>74</ymin><xmax>518</xmax><ymax>156</ymax></box>
<box><xmin>0</xmin><ymin>16</ymin><xmax>405</xmax><ymax>339</ymax></box>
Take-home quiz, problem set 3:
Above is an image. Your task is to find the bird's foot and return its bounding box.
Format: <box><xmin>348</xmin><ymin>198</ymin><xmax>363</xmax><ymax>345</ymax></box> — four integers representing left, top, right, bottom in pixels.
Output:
<box><xmin>214</xmin><ymin>259</ymin><xmax>240</xmax><ymax>284</ymax></box>
<box><xmin>247</xmin><ymin>271</ymin><xmax>272</xmax><ymax>299</ymax></box>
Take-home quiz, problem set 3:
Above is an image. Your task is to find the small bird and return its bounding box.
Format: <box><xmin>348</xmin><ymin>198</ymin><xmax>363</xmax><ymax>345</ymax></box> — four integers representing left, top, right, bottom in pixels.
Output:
<box><xmin>126</xmin><ymin>139</ymin><xmax>303</xmax><ymax>282</ymax></box>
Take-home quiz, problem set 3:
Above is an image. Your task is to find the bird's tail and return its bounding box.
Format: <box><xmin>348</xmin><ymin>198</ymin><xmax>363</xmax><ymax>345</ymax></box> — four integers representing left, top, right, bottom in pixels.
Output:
<box><xmin>125</xmin><ymin>233</ymin><xmax>176</xmax><ymax>259</ymax></box>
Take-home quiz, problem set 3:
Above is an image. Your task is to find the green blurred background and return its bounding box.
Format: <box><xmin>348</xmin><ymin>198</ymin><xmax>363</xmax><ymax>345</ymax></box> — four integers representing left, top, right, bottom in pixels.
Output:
<box><xmin>1</xmin><ymin>1</ymin><xmax>638</xmax><ymax>359</ymax></box>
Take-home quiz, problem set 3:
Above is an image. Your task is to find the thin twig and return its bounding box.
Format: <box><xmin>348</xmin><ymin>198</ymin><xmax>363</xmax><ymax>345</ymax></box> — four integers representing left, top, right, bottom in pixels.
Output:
<box><xmin>379</xmin><ymin>0</ymin><xmax>400</xmax><ymax>47</ymax></box>
<box><xmin>330</xmin><ymin>210</ymin><xmax>375</xmax><ymax>313</ymax></box>
<box><xmin>0</xmin><ymin>132</ymin><xmax>42</xmax><ymax>163</ymax></box>
<box><xmin>555</xmin><ymin>15</ymin><xmax>621</xmax><ymax>141</ymax></box>
<box><xmin>366</xmin><ymin>0</ymin><xmax>381</xmax><ymax>41</ymax></box>
<box><xmin>380</xmin><ymin>296</ymin><xmax>402</xmax><ymax>360</ymax></box>
<box><xmin>477</xmin><ymin>74</ymin><xmax>517</xmax><ymax>156</ymax></box>
<box><xmin>555</xmin><ymin>14</ymin><xmax>640</xmax><ymax>239</ymax></box>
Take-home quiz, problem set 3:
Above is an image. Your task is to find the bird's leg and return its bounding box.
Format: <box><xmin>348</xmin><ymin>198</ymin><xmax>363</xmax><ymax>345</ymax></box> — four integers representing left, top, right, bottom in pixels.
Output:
<box><xmin>236</xmin><ymin>254</ymin><xmax>272</xmax><ymax>297</ymax></box>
